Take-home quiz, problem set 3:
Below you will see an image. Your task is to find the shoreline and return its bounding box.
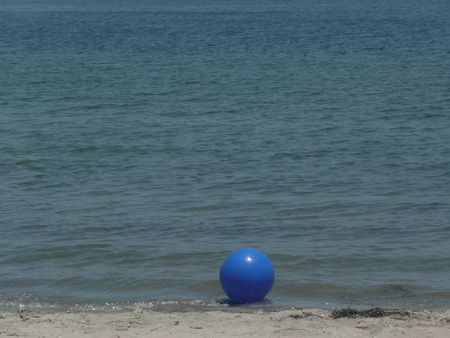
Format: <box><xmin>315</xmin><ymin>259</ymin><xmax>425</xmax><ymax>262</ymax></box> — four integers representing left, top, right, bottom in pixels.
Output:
<box><xmin>2</xmin><ymin>307</ymin><xmax>449</xmax><ymax>337</ymax></box>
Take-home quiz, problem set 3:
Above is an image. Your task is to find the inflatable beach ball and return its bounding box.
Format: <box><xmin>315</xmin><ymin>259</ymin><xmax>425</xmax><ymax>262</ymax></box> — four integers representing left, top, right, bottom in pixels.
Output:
<box><xmin>220</xmin><ymin>248</ymin><xmax>275</xmax><ymax>304</ymax></box>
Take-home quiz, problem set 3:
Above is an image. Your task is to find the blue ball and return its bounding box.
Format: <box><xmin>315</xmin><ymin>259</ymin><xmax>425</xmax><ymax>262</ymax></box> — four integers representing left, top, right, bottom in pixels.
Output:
<box><xmin>220</xmin><ymin>248</ymin><xmax>275</xmax><ymax>304</ymax></box>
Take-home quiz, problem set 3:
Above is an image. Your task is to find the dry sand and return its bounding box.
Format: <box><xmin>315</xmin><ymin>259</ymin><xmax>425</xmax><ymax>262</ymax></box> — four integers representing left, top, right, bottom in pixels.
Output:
<box><xmin>2</xmin><ymin>307</ymin><xmax>450</xmax><ymax>338</ymax></box>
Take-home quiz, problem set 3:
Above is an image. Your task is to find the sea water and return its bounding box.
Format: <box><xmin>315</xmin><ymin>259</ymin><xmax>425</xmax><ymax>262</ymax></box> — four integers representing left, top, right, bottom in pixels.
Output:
<box><xmin>1</xmin><ymin>0</ymin><xmax>449</xmax><ymax>312</ymax></box>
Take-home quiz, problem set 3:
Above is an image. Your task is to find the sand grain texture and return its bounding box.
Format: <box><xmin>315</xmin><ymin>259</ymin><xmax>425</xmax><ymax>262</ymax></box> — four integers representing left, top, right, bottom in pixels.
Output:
<box><xmin>1</xmin><ymin>308</ymin><xmax>449</xmax><ymax>337</ymax></box>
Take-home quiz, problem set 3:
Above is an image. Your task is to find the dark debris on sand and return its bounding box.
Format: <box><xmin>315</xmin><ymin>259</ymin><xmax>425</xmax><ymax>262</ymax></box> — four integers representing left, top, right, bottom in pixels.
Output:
<box><xmin>330</xmin><ymin>307</ymin><xmax>410</xmax><ymax>319</ymax></box>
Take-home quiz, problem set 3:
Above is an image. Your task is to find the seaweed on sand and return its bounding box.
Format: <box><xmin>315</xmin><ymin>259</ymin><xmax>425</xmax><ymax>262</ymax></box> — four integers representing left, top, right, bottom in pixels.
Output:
<box><xmin>330</xmin><ymin>307</ymin><xmax>410</xmax><ymax>319</ymax></box>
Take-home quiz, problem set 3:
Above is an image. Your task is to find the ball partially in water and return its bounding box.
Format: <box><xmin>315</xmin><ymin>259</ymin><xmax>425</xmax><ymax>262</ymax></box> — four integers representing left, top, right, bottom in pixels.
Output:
<box><xmin>219</xmin><ymin>248</ymin><xmax>275</xmax><ymax>304</ymax></box>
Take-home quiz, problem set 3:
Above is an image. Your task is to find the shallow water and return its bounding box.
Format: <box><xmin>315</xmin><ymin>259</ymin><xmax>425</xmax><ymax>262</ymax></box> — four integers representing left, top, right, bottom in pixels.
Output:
<box><xmin>1</xmin><ymin>0</ymin><xmax>450</xmax><ymax>311</ymax></box>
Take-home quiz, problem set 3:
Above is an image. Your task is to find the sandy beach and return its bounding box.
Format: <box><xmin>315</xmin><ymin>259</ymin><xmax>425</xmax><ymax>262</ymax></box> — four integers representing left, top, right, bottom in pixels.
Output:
<box><xmin>2</xmin><ymin>307</ymin><xmax>449</xmax><ymax>337</ymax></box>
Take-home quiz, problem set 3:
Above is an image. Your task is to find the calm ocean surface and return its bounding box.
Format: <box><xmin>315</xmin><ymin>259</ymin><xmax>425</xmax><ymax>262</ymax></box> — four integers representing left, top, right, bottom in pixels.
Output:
<box><xmin>1</xmin><ymin>0</ymin><xmax>449</xmax><ymax>311</ymax></box>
